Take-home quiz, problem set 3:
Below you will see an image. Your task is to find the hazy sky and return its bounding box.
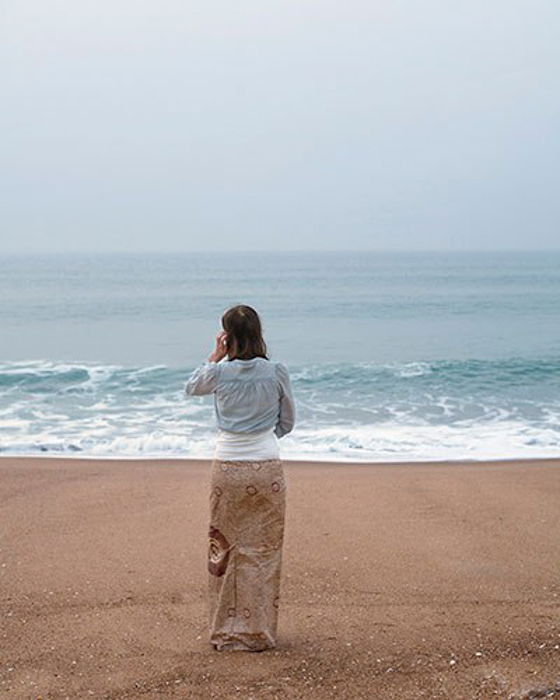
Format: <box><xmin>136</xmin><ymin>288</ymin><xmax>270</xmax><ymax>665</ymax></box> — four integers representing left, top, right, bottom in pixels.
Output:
<box><xmin>1</xmin><ymin>1</ymin><xmax>559</xmax><ymax>252</ymax></box>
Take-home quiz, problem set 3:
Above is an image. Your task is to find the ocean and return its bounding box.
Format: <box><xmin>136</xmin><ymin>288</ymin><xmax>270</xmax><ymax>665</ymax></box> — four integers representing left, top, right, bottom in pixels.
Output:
<box><xmin>1</xmin><ymin>250</ymin><xmax>559</xmax><ymax>462</ymax></box>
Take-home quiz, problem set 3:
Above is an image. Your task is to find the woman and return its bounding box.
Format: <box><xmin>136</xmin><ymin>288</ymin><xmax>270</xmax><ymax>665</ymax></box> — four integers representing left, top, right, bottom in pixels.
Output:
<box><xmin>185</xmin><ymin>304</ymin><xmax>296</xmax><ymax>652</ymax></box>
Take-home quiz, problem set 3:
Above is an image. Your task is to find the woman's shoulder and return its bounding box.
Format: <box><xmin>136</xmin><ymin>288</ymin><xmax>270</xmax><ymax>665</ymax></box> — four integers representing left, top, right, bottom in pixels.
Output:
<box><xmin>273</xmin><ymin>360</ymin><xmax>291</xmax><ymax>378</ymax></box>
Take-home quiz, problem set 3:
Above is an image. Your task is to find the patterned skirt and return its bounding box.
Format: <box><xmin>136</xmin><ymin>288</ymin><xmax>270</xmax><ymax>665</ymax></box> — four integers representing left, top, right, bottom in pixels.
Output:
<box><xmin>208</xmin><ymin>457</ymin><xmax>287</xmax><ymax>651</ymax></box>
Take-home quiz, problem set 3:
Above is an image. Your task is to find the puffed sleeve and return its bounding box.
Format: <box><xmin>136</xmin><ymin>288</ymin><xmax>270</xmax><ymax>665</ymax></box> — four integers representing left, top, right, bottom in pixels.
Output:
<box><xmin>274</xmin><ymin>362</ymin><xmax>296</xmax><ymax>438</ymax></box>
<box><xmin>185</xmin><ymin>361</ymin><xmax>219</xmax><ymax>396</ymax></box>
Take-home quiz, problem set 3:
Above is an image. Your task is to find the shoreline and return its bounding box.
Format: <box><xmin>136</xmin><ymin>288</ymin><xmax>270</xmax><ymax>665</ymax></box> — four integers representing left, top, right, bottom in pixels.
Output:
<box><xmin>2</xmin><ymin>453</ymin><xmax>560</xmax><ymax>467</ymax></box>
<box><xmin>1</xmin><ymin>456</ymin><xmax>559</xmax><ymax>698</ymax></box>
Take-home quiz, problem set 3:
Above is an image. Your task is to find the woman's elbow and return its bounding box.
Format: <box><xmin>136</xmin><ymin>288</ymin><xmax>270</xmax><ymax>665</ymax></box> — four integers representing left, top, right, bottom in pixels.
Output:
<box><xmin>275</xmin><ymin>417</ymin><xmax>295</xmax><ymax>439</ymax></box>
<box><xmin>185</xmin><ymin>382</ymin><xmax>198</xmax><ymax>396</ymax></box>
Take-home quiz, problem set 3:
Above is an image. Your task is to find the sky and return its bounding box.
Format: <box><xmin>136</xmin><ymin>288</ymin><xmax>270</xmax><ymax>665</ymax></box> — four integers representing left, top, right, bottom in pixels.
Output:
<box><xmin>1</xmin><ymin>0</ymin><xmax>559</xmax><ymax>253</ymax></box>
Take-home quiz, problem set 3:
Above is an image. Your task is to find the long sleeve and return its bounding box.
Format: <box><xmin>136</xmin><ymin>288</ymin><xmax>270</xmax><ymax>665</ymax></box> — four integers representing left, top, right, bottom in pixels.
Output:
<box><xmin>185</xmin><ymin>361</ymin><xmax>219</xmax><ymax>396</ymax></box>
<box><xmin>274</xmin><ymin>362</ymin><xmax>296</xmax><ymax>438</ymax></box>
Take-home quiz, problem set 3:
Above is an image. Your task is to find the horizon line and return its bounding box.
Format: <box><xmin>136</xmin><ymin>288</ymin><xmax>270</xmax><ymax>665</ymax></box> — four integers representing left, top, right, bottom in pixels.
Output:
<box><xmin>2</xmin><ymin>247</ymin><xmax>560</xmax><ymax>256</ymax></box>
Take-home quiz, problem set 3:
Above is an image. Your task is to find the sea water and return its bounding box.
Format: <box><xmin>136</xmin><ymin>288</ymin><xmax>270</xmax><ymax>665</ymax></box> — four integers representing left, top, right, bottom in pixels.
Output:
<box><xmin>1</xmin><ymin>250</ymin><xmax>559</xmax><ymax>462</ymax></box>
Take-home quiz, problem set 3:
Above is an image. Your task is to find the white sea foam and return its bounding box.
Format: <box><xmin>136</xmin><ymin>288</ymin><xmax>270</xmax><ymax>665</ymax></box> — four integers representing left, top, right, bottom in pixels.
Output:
<box><xmin>2</xmin><ymin>418</ymin><xmax>559</xmax><ymax>462</ymax></box>
<box><xmin>276</xmin><ymin>420</ymin><xmax>560</xmax><ymax>462</ymax></box>
<box><xmin>391</xmin><ymin>361</ymin><xmax>433</xmax><ymax>378</ymax></box>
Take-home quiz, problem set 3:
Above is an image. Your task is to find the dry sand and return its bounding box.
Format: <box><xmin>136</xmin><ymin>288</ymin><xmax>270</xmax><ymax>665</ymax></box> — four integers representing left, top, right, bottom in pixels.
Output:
<box><xmin>1</xmin><ymin>456</ymin><xmax>559</xmax><ymax>699</ymax></box>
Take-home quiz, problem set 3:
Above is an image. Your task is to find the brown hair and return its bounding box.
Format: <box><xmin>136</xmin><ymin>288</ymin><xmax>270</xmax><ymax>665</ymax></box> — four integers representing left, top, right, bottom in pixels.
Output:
<box><xmin>221</xmin><ymin>305</ymin><xmax>270</xmax><ymax>361</ymax></box>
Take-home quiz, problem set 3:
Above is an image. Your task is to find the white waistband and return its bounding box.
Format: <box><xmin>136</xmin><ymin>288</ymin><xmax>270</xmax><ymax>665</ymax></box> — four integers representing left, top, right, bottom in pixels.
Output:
<box><xmin>214</xmin><ymin>427</ymin><xmax>280</xmax><ymax>460</ymax></box>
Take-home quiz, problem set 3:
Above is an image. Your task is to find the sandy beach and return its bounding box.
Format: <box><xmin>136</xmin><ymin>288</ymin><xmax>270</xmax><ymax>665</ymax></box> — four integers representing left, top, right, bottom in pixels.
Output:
<box><xmin>1</xmin><ymin>456</ymin><xmax>559</xmax><ymax>699</ymax></box>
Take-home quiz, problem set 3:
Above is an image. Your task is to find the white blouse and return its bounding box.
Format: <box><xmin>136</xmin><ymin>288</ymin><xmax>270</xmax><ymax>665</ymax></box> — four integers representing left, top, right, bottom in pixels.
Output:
<box><xmin>185</xmin><ymin>357</ymin><xmax>295</xmax><ymax>438</ymax></box>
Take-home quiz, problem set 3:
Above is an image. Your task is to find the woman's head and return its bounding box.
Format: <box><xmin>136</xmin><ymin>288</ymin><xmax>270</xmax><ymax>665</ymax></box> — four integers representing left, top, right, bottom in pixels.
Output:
<box><xmin>221</xmin><ymin>305</ymin><xmax>269</xmax><ymax>361</ymax></box>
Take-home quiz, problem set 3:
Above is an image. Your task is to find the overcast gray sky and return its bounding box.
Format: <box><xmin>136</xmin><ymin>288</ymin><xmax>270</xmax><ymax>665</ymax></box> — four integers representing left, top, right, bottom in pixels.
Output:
<box><xmin>1</xmin><ymin>0</ymin><xmax>559</xmax><ymax>253</ymax></box>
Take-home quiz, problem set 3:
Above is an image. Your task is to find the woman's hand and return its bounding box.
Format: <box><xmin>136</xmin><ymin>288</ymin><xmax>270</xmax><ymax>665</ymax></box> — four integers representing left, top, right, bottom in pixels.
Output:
<box><xmin>208</xmin><ymin>330</ymin><xmax>228</xmax><ymax>363</ymax></box>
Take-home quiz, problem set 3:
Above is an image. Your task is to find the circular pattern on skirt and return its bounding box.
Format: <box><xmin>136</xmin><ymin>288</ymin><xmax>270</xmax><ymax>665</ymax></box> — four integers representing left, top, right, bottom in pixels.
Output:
<box><xmin>243</xmin><ymin>607</ymin><xmax>251</xmax><ymax>618</ymax></box>
<box><xmin>227</xmin><ymin>607</ymin><xmax>236</xmax><ymax>617</ymax></box>
<box><xmin>208</xmin><ymin>526</ymin><xmax>231</xmax><ymax>577</ymax></box>
<box><xmin>271</xmin><ymin>481</ymin><xmax>281</xmax><ymax>492</ymax></box>
<box><xmin>213</xmin><ymin>486</ymin><xmax>223</xmax><ymax>496</ymax></box>
<box><xmin>246</xmin><ymin>485</ymin><xmax>258</xmax><ymax>495</ymax></box>
<box><xmin>273</xmin><ymin>596</ymin><xmax>280</xmax><ymax>609</ymax></box>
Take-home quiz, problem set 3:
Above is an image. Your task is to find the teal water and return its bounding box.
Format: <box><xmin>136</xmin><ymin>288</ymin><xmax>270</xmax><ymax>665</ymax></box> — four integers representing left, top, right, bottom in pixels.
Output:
<box><xmin>1</xmin><ymin>250</ymin><xmax>559</xmax><ymax>461</ymax></box>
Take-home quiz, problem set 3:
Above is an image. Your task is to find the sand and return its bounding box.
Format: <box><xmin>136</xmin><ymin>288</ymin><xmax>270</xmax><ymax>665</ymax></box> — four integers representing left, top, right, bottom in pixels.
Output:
<box><xmin>1</xmin><ymin>455</ymin><xmax>559</xmax><ymax>699</ymax></box>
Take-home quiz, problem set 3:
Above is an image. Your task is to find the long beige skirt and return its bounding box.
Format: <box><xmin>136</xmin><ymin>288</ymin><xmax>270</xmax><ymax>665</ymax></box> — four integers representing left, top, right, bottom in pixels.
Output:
<box><xmin>207</xmin><ymin>457</ymin><xmax>287</xmax><ymax>651</ymax></box>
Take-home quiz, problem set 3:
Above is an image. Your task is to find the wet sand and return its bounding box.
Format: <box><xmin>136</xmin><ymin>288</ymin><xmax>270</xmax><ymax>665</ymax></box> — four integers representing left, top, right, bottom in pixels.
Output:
<box><xmin>1</xmin><ymin>456</ymin><xmax>559</xmax><ymax>699</ymax></box>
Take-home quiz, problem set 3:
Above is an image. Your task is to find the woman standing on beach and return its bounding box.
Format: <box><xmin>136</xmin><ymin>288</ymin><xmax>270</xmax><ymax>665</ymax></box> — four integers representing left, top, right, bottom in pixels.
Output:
<box><xmin>185</xmin><ymin>305</ymin><xmax>296</xmax><ymax>652</ymax></box>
